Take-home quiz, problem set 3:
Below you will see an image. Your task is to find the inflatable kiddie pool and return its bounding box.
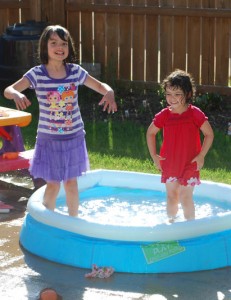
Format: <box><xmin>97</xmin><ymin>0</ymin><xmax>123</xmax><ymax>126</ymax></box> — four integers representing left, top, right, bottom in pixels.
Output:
<box><xmin>20</xmin><ymin>169</ymin><xmax>231</xmax><ymax>273</ymax></box>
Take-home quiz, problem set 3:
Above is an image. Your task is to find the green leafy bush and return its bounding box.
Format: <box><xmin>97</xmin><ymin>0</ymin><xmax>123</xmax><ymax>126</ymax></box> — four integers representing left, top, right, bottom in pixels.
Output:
<box><xmin>193</xmin><ymin>93</ymin><xmax>223</xmax><ymax>111</ymax></box>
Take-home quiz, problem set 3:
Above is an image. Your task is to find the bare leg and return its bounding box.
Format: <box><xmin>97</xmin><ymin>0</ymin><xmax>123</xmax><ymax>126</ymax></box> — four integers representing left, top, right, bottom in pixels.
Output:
<box><xmin>165</xmin><ymin>181</ymin><xmax>180</xmax><ymax>222</ymax></box>
<box><xmin>43</xmin><ymin>181</ymin><xmax>60</xmax><ymax>211</ymax></box>
<box><xmin>63</xmin><ymin>178</ymin><xmax>79</xmax><ymax>217</ymax></box>
<box><xmin>179</xmin><ymin>185</ymin><xmax>195</xmax><ymax>220</ymax></box>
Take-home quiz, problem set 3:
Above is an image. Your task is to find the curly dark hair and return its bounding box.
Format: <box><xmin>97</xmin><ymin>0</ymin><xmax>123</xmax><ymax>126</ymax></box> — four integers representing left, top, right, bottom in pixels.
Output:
<box><xmin>161</xmin><ymin>69</ymin><xmax>196</xmax><ymax>103</ymax></box>
<box><xmin>38</xmin><ymin>25</ymin><xmax>77</xmax><ymax>64</ymax></box>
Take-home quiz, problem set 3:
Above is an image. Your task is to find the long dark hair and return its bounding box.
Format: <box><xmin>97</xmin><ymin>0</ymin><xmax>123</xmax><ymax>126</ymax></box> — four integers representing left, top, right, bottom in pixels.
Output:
<box><xmin>38</xmin><ymin>25</ymin><xmax>77</xmax><ymax>64</ymax></box>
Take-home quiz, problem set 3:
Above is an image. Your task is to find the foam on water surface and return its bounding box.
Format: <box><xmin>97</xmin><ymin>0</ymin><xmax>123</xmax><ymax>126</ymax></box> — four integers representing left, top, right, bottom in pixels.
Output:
<box><xmin>56</xmin><ymin>186</ymin><xmax>231</xmax><ymax>226</ymax></box>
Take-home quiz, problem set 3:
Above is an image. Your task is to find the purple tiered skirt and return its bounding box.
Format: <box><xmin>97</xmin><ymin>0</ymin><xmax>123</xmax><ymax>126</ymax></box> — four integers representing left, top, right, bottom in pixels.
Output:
<box><xmin>29</xmin><ymin>130</ymin><xmax>90</xmax><ymax>182</ymax></box>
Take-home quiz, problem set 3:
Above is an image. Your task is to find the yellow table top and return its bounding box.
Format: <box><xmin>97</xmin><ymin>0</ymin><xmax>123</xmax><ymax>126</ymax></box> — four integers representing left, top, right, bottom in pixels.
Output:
<box><xmin>0</xmin><ymin>106</ymin><xmax>32</xmax><ymax>127</ymax></box>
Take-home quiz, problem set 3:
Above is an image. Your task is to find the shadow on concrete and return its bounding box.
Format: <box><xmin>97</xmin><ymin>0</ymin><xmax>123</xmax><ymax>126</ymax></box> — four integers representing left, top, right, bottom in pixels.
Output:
<box><xmin>20</xmin><ymin>243</ymin><xmax>231</xmax><ymax>300</ymax></box>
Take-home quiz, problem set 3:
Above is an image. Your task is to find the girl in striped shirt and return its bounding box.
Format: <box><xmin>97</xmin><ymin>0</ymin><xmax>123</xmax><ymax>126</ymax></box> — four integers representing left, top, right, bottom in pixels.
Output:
<box><xmin>4</xmin><ymin>25</ymin><xmax>117</xmax><ymax>216</ymax></box>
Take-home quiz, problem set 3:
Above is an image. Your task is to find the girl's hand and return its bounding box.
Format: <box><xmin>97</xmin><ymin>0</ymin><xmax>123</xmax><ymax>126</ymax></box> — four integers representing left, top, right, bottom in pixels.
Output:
<box><xmin>98</xmin><ymin>90</ymin><xmax>117</xmax><ymax>114</ymax></box>
<box><xmin>13</xmin><ymin>92</ymin><xmax>31</xmax><ymax>111</ymax></box>
<box><xmin>191</xmin><ymin>154</ymin><xmax>205</xmax><ymax>171</ymax></box>
<box><xmin>4</xmin><ymin>77</ymin><xmax>31</xmax><ymax>110</ymax></box>
<box><xmin>153</xmin><ymin>154</ymin><xmax>165</xmax><ymax>172</ymax></box>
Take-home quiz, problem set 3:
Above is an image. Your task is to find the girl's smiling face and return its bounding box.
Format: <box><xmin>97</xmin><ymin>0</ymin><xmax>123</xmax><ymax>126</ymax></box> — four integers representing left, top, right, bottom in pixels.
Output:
<box><xmin>47</xmin><ymin>33</ymin><xmax>69</xmax><ymax>62</ymax></box>
<box><xmin>165</xmin><ymin>86</ymin><xmax>187</xmax><ymax>113</ymax></box>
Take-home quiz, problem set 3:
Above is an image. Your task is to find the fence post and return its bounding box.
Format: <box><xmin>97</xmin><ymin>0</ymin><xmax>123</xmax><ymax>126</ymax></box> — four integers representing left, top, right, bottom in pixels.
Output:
<box><xmin>29</xmin><ymin>0</ymin><xmax>41</xmax><ymax>21</ymax></box>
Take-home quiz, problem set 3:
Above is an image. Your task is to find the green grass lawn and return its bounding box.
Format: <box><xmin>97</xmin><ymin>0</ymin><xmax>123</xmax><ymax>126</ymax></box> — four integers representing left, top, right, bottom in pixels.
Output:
<box><xmin>1</xmin><ymin>90</ymin><xmax>230</xmax><ymax>185</ymax></box>
<box><xmin>21</xmin><ymin>117</ymin><xmax>231</xmax><ymax>185</ymax></box>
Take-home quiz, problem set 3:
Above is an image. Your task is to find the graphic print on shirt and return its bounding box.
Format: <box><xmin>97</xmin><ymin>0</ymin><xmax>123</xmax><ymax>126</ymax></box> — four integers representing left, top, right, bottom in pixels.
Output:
<box><xmin>47</xmin><ymin>83</ymin><xmax>76</xmax><ymax>133</ymax></box>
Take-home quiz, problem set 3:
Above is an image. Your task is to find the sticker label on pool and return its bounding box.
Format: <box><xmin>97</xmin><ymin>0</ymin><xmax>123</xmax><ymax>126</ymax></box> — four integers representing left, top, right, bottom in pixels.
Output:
<box><xmin>141</xmin><ymin>241</ymin><xmax>185</xmax><ymax>264</ymax></box>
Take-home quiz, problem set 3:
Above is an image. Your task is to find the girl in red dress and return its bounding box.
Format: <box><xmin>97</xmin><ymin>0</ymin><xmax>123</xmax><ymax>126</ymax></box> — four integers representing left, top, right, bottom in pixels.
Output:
<box><xmin>146</xmin><ymin>70</ymin><xmax>214</xmax><ymax>222</ymax></box>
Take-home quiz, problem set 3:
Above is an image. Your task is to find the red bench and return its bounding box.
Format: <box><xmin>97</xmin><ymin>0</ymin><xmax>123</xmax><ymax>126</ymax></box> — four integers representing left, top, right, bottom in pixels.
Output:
<box><xmin>0</xmin><ymin>149</ymin><xmax>34</xmax><ymax>172</ymax></box>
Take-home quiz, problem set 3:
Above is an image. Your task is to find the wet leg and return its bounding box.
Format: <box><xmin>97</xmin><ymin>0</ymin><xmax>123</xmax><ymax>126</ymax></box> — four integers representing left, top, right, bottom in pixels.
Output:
<box><xmin>179</xmin><ymin>185</ymin><xmax>195</xmax><ymax>220</ymax></box>
<box><xmin>165</xmin><ymin>181</ymin><xmax>180</xmax><ymax>222</ymax></box>
<box><xmin>43</xmin><ymin>181</ymin><xmax>60</xmax><ymax>211</ymax></box>
<box><xmin>63</xmin><ymin>178</ymin><xmax>79</xmax><ymax>217</ymax></box>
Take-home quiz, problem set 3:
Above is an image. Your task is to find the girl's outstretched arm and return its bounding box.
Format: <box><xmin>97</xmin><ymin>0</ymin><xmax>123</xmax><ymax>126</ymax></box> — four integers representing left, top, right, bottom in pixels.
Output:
<box><xmin>191</xmin><ymin>120</ymin><xmax>214</xmax><ymax>170</ymax></box>
<box><xmin>4</xmin><ymin>77</ymin><xmax>31</xmax><ymax>110</ymax></box>
<box><xmin>83</xmin><ymin>75</ymin><xmax>117</xmax><ymax>113</ymax></box>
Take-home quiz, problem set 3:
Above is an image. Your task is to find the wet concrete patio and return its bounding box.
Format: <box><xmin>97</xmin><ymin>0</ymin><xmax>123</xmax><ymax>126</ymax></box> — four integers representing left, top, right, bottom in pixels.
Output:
<box><xmin>0</xmin><ymin>172</ymin><xmax>231</xmax><ymax>300</ymax></box>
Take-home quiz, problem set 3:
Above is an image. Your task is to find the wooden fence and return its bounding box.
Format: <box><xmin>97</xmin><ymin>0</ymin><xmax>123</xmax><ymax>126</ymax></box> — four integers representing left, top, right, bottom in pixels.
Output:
<box><xmin>0</xmin><ymin>0</ymin><xmax>231</xmax><ymax>95</ymax></box>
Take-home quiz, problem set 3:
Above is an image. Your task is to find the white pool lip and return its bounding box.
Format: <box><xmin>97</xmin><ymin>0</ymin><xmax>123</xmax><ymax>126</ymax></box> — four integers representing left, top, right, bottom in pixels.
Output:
<box><xmin>26</xmin><ymin>169</ymin><xmax>231</xmax><ymax>242</ymax></box>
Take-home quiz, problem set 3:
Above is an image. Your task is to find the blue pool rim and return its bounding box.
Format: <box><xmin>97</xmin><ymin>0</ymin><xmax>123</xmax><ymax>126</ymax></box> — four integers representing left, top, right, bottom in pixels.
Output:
<box><xmin>20</xmin><ymin>169</ymin><xmax>231</xmax><ymax>273</ymax></box>
<box><xmin>20</xmin><ymin>214</ymin><xmax>231</xmax><ymax>273</ymax></box>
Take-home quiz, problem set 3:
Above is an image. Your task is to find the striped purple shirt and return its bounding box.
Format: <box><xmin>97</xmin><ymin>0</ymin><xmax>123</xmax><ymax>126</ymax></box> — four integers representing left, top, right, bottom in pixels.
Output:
<box><xmin>24</xmin><ymin>64</ymin><xmax>88</xmax><ymax>137</ymax></box>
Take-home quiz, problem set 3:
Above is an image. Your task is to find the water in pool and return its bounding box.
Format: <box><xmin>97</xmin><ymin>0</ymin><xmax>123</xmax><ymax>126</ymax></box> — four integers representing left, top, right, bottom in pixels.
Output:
<box><xmin>56</xmin><ymin>186</ymin><xmax>231</xmax><ymax>226</ymax></box>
